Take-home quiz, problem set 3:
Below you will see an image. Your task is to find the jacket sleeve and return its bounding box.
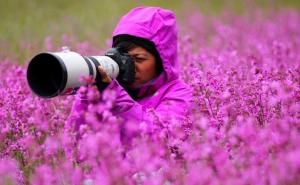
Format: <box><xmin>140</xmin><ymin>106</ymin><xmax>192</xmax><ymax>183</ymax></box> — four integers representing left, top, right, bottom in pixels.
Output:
<box><xmin>107</xmin><ymin>79</ymin><xmax>192</xmax><ymax>123</ymax></box>
<box><xmin>67</xmin><ymin>79</ymin><xmax>192</xmax><ymax>129</ymax></box>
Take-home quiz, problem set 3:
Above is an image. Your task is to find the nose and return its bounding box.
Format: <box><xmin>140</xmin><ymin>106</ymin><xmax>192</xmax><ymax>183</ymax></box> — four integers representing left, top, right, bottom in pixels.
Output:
<box><xmin>133</xmin><ymin>61</ymin><xmax>138</xmax><ymax>73</ymax></box>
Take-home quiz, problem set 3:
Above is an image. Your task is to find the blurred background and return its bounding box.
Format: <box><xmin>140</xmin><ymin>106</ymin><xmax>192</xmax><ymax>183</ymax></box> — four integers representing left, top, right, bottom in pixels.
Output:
<box><xmin>0</xmin><ymin>0</ymin><xmax>299</xmax><ymax>63</ymax></box>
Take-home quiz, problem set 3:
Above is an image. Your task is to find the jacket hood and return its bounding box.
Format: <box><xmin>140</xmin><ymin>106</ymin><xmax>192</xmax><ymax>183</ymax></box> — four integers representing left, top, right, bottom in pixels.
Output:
<box><xmin>112</xmin><ymin>6</ymin><xmax>179</xmax><ymax>82</ymax></box>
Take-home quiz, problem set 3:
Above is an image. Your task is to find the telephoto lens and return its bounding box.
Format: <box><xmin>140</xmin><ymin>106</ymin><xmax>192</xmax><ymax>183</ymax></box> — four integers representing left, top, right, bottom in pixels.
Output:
<box><xmin>27</xmin><ymin>48</ymin><xmax>134</xmax><ymax>98</ymax></box>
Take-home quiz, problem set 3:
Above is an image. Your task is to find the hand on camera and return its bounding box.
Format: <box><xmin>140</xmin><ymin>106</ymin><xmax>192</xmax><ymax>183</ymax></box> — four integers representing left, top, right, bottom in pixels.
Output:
<box><xmin>98</xmin><ymin>66</ymin><xmax>112</xmax><ymax>83</ymax></box>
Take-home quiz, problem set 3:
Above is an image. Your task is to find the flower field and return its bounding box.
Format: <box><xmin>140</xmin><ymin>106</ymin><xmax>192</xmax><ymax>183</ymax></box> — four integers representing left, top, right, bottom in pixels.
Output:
<box><xmin>0</xmin><ymin>8</ymin><xmax>300</xmax><ymax>185</ymax></box>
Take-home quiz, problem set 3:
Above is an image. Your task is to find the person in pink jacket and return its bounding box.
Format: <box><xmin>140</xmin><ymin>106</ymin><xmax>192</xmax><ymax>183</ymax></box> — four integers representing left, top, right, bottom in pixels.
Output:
<box><xmin>69</xmin><ymin>6</ymin><xmax>192</xmax><ymax>128</ymax></box>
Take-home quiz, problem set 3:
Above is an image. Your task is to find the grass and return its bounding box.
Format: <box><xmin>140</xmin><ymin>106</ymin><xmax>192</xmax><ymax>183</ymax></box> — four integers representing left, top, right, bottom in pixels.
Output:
<box><xmin>0</xmin><ymin>0</ymin><xmax>299</xmax><ymax>63</ymax></box>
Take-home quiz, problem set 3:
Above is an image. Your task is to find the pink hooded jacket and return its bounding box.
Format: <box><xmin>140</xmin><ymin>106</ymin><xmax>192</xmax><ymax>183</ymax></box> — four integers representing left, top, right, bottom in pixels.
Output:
<box><xmin>69</xmin><ymin>7</ymin><xmax>192</xmax><ymax>126</ymax></box>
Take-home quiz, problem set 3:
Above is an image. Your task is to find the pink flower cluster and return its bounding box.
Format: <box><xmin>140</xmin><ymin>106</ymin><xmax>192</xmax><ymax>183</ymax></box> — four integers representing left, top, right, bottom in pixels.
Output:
<box><xmin>0</xmin><ymin>10</ymin><xmax>299</xmax><ymax>185</ymax></box>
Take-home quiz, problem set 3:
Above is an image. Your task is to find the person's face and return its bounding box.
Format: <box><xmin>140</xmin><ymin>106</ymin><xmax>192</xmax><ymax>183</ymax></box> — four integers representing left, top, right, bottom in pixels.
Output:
<box><xmin>128</xmin><ymin>46</ymin><xmax>157</xmax><ymax>88</ymax></box>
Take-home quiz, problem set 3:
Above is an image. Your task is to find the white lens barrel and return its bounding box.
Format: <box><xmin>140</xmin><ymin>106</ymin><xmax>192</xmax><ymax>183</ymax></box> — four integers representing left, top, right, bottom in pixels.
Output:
<box><xmin>27</xmin><ymin>51</ymin><xmax>120</xmax><ymax>98</ymax></box>
<box><xmin>51</xmin><ymin>51</ymin><xmax>96</xmax><ymax>95</ymax></box>
<box><xmin>91</xmin><ymin>56</ymin><xmax>119</xmax><ymax>79</ymax></box>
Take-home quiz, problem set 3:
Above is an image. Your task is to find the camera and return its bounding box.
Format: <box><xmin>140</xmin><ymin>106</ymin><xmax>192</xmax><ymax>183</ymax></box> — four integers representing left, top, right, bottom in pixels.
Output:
<box><xmin>27</xmin><ymin>47</ymin><xmax>135</xmax><ymax>98</ymax></box>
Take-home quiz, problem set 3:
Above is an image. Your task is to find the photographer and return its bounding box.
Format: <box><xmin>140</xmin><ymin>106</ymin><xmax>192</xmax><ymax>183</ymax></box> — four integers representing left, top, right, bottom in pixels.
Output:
<box><xmin>69</xmin><ymin>6</ymin><xmax>192</xmax><ymax>127</ymax></box>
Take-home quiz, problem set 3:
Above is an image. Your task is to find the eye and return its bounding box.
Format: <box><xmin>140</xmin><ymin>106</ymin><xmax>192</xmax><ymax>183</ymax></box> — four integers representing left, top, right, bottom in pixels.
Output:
<box><xmin>133</xmin><ymin>57</ymin><xmax>146</xmax><ymax>63</ymax></box>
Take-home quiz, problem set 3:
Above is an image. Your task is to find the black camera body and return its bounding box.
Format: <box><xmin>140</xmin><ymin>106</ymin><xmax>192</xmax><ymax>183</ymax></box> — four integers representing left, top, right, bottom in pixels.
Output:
<box><xmin>105</xmin><ymin>48</ymin><xmax>135</xmax><ymax>85</ymax></box>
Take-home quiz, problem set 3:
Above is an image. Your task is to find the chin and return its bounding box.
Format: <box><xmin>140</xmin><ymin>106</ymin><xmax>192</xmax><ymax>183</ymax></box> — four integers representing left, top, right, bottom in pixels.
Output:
<box><xmin>129</xmin><ymin>82</ymin><xmax>141</xmax><ymax>89</ymax></box>
<box><xmin>129</xmin><ymin>84</ymin><xmax>139</xmax><ymax>89</ymax></box>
